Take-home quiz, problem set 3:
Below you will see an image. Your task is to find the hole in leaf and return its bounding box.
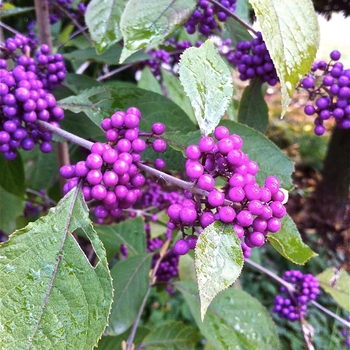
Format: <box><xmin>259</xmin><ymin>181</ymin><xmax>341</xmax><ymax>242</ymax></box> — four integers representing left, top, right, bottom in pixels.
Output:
<box><xmin>72</xmin><ymin>228</ymin><xmax>99</xmax><ymax>268</ymax></box>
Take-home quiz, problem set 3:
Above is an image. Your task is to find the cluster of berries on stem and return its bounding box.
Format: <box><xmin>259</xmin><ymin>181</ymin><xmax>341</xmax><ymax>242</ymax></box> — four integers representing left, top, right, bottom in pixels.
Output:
<box><xmin>273</xmin><ymin>270</ymin><xmax>320</xmax><ymax>322</ymax></box>
<box><xmin>0</xmin><ymin>34</ymin><xmax>66</xmax><ymax>160</ymax></box>
<box><xmin>300</xmin><ymin>50</ymin><xmax>350</xmax><ymax>135</ymax></box>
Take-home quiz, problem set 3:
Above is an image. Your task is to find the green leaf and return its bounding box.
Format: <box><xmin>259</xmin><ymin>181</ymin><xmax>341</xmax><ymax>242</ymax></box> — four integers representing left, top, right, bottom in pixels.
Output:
<box><xmin>140</xmin><ymin>321</ymin><xmax>199</xmax><ymax>349</ymax></box>
<box><xmin>94</xmin><ymin>217</ymin><xmax>146</xmax><ymax>261</ymax></box>
<box><xmin>20</xmin><ymin>144</ymin><xmax>58</xmax><ymax>191</ymax></box>
<box><xmin>0</xmin><ymin>152</ymin><xmax>25</xmax><ymax>198</ymax></box>
<box><xmin>225</xmin><ymin>17</ymin><xmax>253</xmax><ymax>45</ymax></box>
<box><xmin>249</xmin><ymin>0</ymin><xmax>319</xmax><ymax>115</ymax></box>
<box><xmin>85</xmin><ymin>0</ymin><xmax>127</xmax><ymax>54</ymax></box>
<box><xmin>195</xmin><ymin>221</ymin><xmax>244</xmax><ymax>320</ymax></box>
<box><xmin>0</xmin><ymin>6</ymin><xmax>34</xmax><ymax>18</ymax></box>
<box><xmin>119</xmin><ymin>0</ymin><xmax>196</xmax><ymax>62</ymax></box>
<box><xmin>97</xmin><ymin>326</ymin><xmax>150</xmax><ymax>349</ymax></box>
<box><xmin>316</xmin><ymin>268</ymin><xmax>350</xmax><ymax>312</ymax></box>
<box><xmin>0</xmin><ymin>186</ymin><xmax>25</xmax><ymax>234</ymax></box>
<box><xmin>0</xmin><ymin>188</ymin><xmax>113</xmax><ymax>348</ymax></box>
<box><xmin>179</xmin><ymin>40</ymin><xmax>234</xmax><ymax>136</ymax></box>
<box><xmin>176</xmin><ymin>282</ymin><xmax>280</xmax><ymax>350</ymax></box>
<box><xmin>267</xmin><ymin>214</ymin><xmax>317</xmax><ymax>264</ymax></box>
<box><xmin>238</xmin><ymin>77</ymin><xmax>268</xmax><ymax>133</ymax></box>
<box><xmin>138</xmin><ymin>66</ymin><xmax>162</xmax><ymax>94</ymax></box>
<box><xmin>161</xmin><ymin>68</ymin><xmax>196</xmax><ymax>124</ymax></box>
<box><xmin>179</xmin><ymin>254</ymin><xmax>196</xmax><ymax>282</ymax></box>
<box><xmin>106</xmin><ymin>254</ymin><xmax>152</xmax><ymax>335</ymax></box>
<box><xmin>64</xmin><ymin>73</ymin><xmax>102</xmax><ymax>94</ymax></box>
<box><xmin>220</xmin><ymin>120</ymin><xmax>294</xmax><ymax>190</ymax></box>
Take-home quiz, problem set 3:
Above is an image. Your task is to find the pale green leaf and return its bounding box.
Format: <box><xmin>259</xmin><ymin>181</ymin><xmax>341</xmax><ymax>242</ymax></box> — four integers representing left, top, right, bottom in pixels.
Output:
<box><xmin>179</xmin><ymin>40</ymin><xmax>234</xmax><ymax>136</ymax></box>
<box><xmin>176</xmin><ymin>282</ymin><xmax>280</xmax><ymax>350</ymax></box>
<box><xmin>195</xmin><ymin>221</ymin><xmax>243</xmax><ymax>320</ymax></box>
<box><xmin>179</xmin><ymin>254</ymin><xmax>196</xmax><ymax>283</ymax></box>
<box><xmin>140</xmin><ymin>321</ymin><xmax>199</xmax><ymax>349</ymax></box>
<box><xmin>0</xmin><ymin>188</ymin><xmax>113</xmax><ymax>349</ymax></box>
<box><xmin>120</xmin><ymin>0</ymin><xmax>196</xmax><ymax>62</ymax></box>
<box><xmin>249</xmin><ymin>0</ymin><xmax>319</xmax><ymax>115</ymax></box>
<box><xmin>138</xmin><ymin>66</ymin><xmax>162</xmax><ymax>94</ymax></box>
<box><xmin>106</xmin><ymin>254</ymin><xmax>152</xmax><ymax>335</ymax></box>
<box><xmin>85</xmin><ymin>0</ymin><xmax>128</xmax><ymax>54</ymax></box>
<box><xmin>316</xmin><ymin>268</ymin><xmax>350</xmax><ymax>312</ymax></box>
<box><xmin>267</xmin><ymin>214</ymin><xmax>317</xmax><ymax>265</ymax></box>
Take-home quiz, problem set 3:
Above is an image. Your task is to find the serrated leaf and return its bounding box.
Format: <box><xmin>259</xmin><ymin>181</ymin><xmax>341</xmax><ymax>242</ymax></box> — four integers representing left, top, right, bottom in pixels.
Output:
<box><xmin>106</xmin><ymin>254</ymin><xmax>152</xmax><ymax>335</ymax></box>
<box><xmin>179</xmin><ymin>40</ymin><xmax>234</xmax><ymax>136</ymax></box>
<box><xmin>94</xmin><ymin>217</ymin><xmax>146</xmax><ymax>261</ymax></box>
<box><xmin>195</xmin><ymin>221</ymin><xmax>244</xmax><ymax>320</ymax></box>
<box><xmin>267</xmin><ymin>214</ymin><xmax>317</xmax><ymax>264</ymax></box>
<box><xmin>316</xmin><ymin>268</ymin><xmax>350</xmax><ymax>312</ymax></box>
<box><xmin>85</xmin><ymin>0</ymin><xmax>127</xmax><ymax>54</ymax></box>
<box><xmin>220</xmin><ymin>120</ymin><xmax>294</xmax><ymax>190</ymax></box>
<box><xmin>238</xmin><ymin>77</ymin><xmax>268</xmax><ymax>133</ymax></box>
<box><xmin>0</xmin><ymin>186</ymin><xmax>25</xmax><ymax>234</ymax></box>
<box><xmin>141</xmin><ymin>321</ymin><xmax>199</xmax><ymax>349</ymax></box>
<box><xmin>0</xmin><ymin>152</ymin><xmax>25</xmax><ymax>198</ymax></box>
<box><xmin>119</xmin><ymin>0</ymin><xmax>196</xmax><ymax>62</ymax></box>
<box><xmin>176</xmin><ymin>282</ymin><xmax>280</xmax><ymax>350</ymax></box>
<box><xmin>0</xmin><ymin>6</ymin><xmax>34</xmax><ymax>18</ymax></box>
<box><xmin>161</xmin><ymin>68</ymin><xmax>196</xmax><ymax>124</ymax></box>
<box><xmin>0</xmin><ymin>188</ymin><xmax>113</xmax><ymax>349</ymax></box>
<box><xmin>249</xmin><ymin>0</ymin><xmax>319</xmax><ymax>115</ymax></box>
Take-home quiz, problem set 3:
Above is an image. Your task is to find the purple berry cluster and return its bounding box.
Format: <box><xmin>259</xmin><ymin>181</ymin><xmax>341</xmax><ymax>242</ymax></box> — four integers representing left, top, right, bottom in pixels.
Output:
<box><xmin>224</xmin><ymin>32</ymin><xmax>279</xmax><ymax>85</ymax></box>
<box><xmin>60</xmin><ymin>107</ymin><xmax>167</xmax><ymax>223</ymax></box>
<box><xmin>48</xmin><ymin>0</ymin><xmax>86</xmax><ymax>25</ymax></box>
<box><xmin>185</xmin><ymin>0</ymin><xmax>237</xmax><ymax>36</ymax></box>
<box><xmin>341</xmin><ymin>315</ymin><xmax>350</xmax><ymax>347</ymax></box>
<box><xmin>0</xmin><ymin>35</ymin><xmax>65</xmax><ymax>160</ymax></box>
<box><xmin>273</xmin><ymin>270</ymin><xmax>320</xmax><ymax>322</ymax></box>
<box><xmin>138</xmin><ymin>49</ymin><xmax>171</xmax><ymax>79</ymax></box>
<box><xmin>300</xmin><ymin>50</ymin><xmax>350</xmax><ymax>135</ymax></box>
<box><xmin>168</xmin><ymin>125</ymin><xmax>287</xmax><ymax>255</ymax></box>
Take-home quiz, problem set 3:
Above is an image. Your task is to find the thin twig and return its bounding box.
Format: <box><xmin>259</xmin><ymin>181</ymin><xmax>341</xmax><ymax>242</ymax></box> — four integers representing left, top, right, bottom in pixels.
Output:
<box><xmin>97</xmin><ymin>63</ymin><xmax>134</xmax><ymax>81</ymax></box>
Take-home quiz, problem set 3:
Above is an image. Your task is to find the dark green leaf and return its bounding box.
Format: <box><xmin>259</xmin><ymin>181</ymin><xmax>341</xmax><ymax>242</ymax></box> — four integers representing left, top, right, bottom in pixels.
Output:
<box><xmin>250</xmin><ymin>0</ymin><xmax>319</xmax><ymax>115</ymax></box>
<box><xmin>120</xmin><ymin>0</ymin><xmax>196</xmax><ymax>62</ymax></box>
<box><xmin>0</xmin><ymin>6</ymin><xmax>34</xmax><ymax>18</ymax></box>
<box><xmin>220</xmin><ymin>120</ymin><xmax>294</xmax><ymax>190</ymax></box>
<box><xmin>267</xmin><ymin>214</ymin><xmax>317</xmax><ymax>264</ymax></box>
<box><xmin>179</xmin><ymin>40</ymin><xmax>234</xmax><ymax>136</ymax></box>
<box><xmin>97</xmin><ymin>327</ymin><xmax>150</xmax><ymax>349</ymax></box>
<box><xmin>225</xmin><ymin>17</ymin><xmax>253</xmax><ymax>45</ymax></box>
<box><xmin>0</xmin><ymin>186</ymin><xmax>25</xmax><ymax>234</ymax></box>
<box><xmin>238</xmin><ymin>77</ymin><xmax>268</xmax><ymax>133</ymax></box>
<box><xmin>316</xmin><ymin>268</ymin><xmax>350</xmax><ymax>312</ymax></box>
<box><xmin>106</xmin><ymin>254</ymin><xmax>152</xmax><ymax>335</ymax></box>
<box><xmin>94</xmin><ymin>217</ymin><xmax>146</xmax><ymax>261</ymax></box>
<box><xmin>176</xmin><ymin>282</ymin><xmax>280</xmax><ymax>350</ymax></box>
<box><xmin>140</xmin><ymin>321</ymin><xmax>199</xmax><ymax>349</ymax></box>
<box><xmin>0</xmin><ymin>152</ymin><xmax>25</xmax><ymax>198</ymax></box>
<box><xmin>0</xmin><ymin>188</ymin><xmax>113</xmax><ymax>348</ymax></box>
<box><xmin>64</xmin><ymin>73</ymin><xmax>102</xmax><ymax>94</ymax></box>
<box><xmin>85</xmin><ymin>0</ymin><xmax>127</xmax><ymax>54</ymax></box>
<box><xmin>195</xmin><ymin>221</ymin><xmax>244</xmax><ymax>320</ymax></box>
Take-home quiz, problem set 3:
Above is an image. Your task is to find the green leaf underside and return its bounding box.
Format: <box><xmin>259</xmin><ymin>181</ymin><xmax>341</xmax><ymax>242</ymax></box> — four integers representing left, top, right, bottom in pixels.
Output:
<box><xmin>106</xmin><ymin>254</ymin><xmax>152</xmax><ymax>335</ymax></box>
<box><xmin>249</xmin><ymin>0</ymin><xmax>319</xmax><ymax>116</ymax></box>
<box><xmin>141</xmin><ymin>321</ymin><xmax>199</xmax><ymax>349</ymax></box>
<box><xmin>0</xmin><ymin>152</ymin><xmax>25</xmax><ymax>198</ymax></box>
<box><xmin>0</xmin><ymin>188</ymin><xmax>113</xmax><ymax>349</ymax></box>
<box><xmin>85</xmin><ymin>0</ymin><xmax>127</xmax><ymax>54</ymax></box>
<box><xmin>94</xmin><ymin>217</ymin><xmax>146</xmax><ymax>261</ymax></box>
<box><xmin>316</xmin><ymin>268</ymin><xmax>350</xmax><ymax>312</ymax></box>
<box><xmin>176</xmin><ymin>282</ymin><xmax>280</xmax><ymax>350</ymax></box>
<box><xmin>119</xmin><ymin>0</ymin><xmax>197</xmax><ymax>62</ymax></box>
<box><xmin>238</xmin><ymin>77</ymin><xmax>268</xmax><ymax>133</ymax></box>
<box><xmin>267</xmin><ymin>214</ymin><xmax>317</xmax><ymax>265</ymax></box>
<box><xmin>0</xmin><ymin>6</ymin><xmax>34</xmax><ymax>18</ymax></box>
<box><xmin>220</xmin><ymin>120</ymin><xmax>294</xmax><ymax>190</ymax></box>
<box><xmin>195</xmin><ymin>221</ymin><xmax>244</xmax><ymax>320</ymax></box>
<box><xmin>179</xmin><ymin>40</ymin><xmax>234</xmax><ymax>136</ymax></box>
<box><xmin>138</xmin><ymin>66</ymin><xmax>163</xmax><ymax>94</ymax></box>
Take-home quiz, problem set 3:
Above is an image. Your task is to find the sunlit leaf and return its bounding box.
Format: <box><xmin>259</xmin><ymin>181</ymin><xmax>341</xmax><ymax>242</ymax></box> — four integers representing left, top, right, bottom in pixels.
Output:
<box><xmin>179</xmin><ymin>40</ymin><xmax>234</xmax><ymax>136</ymax></box>
<box><xmin>195</xmin><ymin>221</ymin><xmax>243</xmax><ymax>320</ymax></box>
